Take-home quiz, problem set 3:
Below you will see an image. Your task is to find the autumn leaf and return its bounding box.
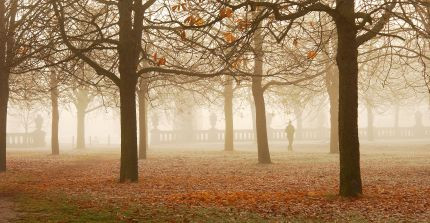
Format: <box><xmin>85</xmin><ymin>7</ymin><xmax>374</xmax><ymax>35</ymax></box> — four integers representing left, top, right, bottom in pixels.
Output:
<box><xmin>194</xmin><ymin>17</ymin><xmax>205</xmax><ymax>26</ymax></box>
<box><xmin>307</xmin><ymin>51</ymin><xmax>317</xmax><ymax>60</ymax></box>
<box><xmin>184</xmin><ymin>15</ymin><xmax>205</xmax><ymax>26</ymax></box>
<box><xmin>219</xmin><ymin>7</ymin><xmax>233</xmax><ymax>19</ymax></box>
<box><xmin>179</xmin><ymin>29</ymin><xmax>186</xmax><ymax>40</ymax></box>
<box><xmin>231</xmin><ymin>58</ymin><xmax>242</xmax><ymax>68</ymax></box>
<box><xmin>236</xmin><ymin>19</ymin><xmax>250</xmax><ymax>31</ymax></box>
<box><xmin>158</xmin><ymin>57</ymin><xmax>166</xmax><ymax>66</ymax></box>
<box><xmin>223</xmin><ymin>32</ymin><xmax>236</xmax><ymax>43</ymax></box>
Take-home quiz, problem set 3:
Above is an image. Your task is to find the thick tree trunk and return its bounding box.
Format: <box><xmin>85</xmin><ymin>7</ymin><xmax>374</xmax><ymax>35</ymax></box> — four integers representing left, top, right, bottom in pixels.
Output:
<box><xmin>138</xmin><ymin>81</ymin><xmax>148</xmax><ymax>160</ymax></box>
<box><xmin>252</xmin><ymin>87</ymin><xmax>271</xmax><ymax>164</ymax></box>
<box><xmin>0</xmin><ymin>72</ymin><xmax>9</xmax><ymax>172</ymax></box>
<box><xmin>224</xmin><ymin>77</ymin><xmax>234</xmax><ymax>151</ymax></box>
<box><xmin>0</xmin><ymin>0</ymin><xmax>8</xmax><ymax>172</ymax></box>
<box><xmin>76</xmin><ymin>107</ymin><xmax>85</xmax><ymax>149</ymax></box>
<box><xmin>366</xmin><ymin>103</ymin><xmax>374</xmax><ymax>141</ymax></box>
<box><xmin>335</xmin><ymin>2</ymin><xmax>363</xmax><ymax>197</ymax></box>
<box><xmin>50</xmin><ymin>72</ymin><xmax>60</xmax><ymax>155</ymax></box>
<box><xmin>117</xmin><ymin>0</ymin><xmax>142</xmax><ymax>182</ymax></box>
<box><xmin>252</xmin><ymin>25</ymin><xmax>271</xmax><ymax>164</ymax></box>
<box><xmin>119</xmin><ymin>78</ymin><xmax>139</xmax><ymax>182</ymax></box>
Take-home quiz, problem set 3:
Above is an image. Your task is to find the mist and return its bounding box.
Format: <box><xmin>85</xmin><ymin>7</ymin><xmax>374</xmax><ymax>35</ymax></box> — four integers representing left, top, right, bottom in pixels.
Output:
<box><xmin>1</xmin><ymin>0</ymin><xmax>430</xmax><ymax>222</ymax></box>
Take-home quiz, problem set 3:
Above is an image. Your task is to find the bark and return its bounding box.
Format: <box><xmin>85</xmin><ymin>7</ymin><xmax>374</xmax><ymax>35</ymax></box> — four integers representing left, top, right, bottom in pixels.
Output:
<box><xmin>0</xmin><ymin>0</ymin><xmax>6</xmax><ymax>172</ymax></box>
<box><xmin>138</xmin><ymin>80</ymin><xmax>148</xmax><ymax>160</ymax></box>
<box><xmin>0</xmin><ymin>0</ymin><xmax>16</xmax><ymax>171</ymax></box>
<box><xmin>119</xmin><ymin>77</ymin><xmax>138</xmax><ymax>182</ymax></box>
<box><xmin>117</xmin><ymin>0</ymin><xmax>142</xmax><ymax>182</ymax></box>
<box><xmin>252</xmin><ymin>25</ymin><xmax>271</xmax><ymax>164</ymax></box>
<box><xmin>335</xmin><ymin>1</ymin><xmax>362</xmax><ymax>197</ymax></box>
<box><xmin>50</xmin><ymin>72</ymin><xmax>60</xmax><ymax>155</ymax></box>
<box><xmin>224</xmin><ymin>77</ymin><xmax>234</xmax><ymax>151</ymax></box>
<box><xmin>0</xmin><ymin>72</ymin><xmax>9</xmax><ymax>172</ymax></box>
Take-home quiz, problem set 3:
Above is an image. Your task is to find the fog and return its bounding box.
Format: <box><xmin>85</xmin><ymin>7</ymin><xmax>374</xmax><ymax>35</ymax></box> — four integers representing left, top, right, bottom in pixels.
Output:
<box><xmin>6</xmin><ymin>95</ymin><xmax>430</xmax><ymax>148</ymax></box>
<box><xmin>1</xmin><ymin>0</ymin><xmax>430</xmax><ymax>221</ymax></box>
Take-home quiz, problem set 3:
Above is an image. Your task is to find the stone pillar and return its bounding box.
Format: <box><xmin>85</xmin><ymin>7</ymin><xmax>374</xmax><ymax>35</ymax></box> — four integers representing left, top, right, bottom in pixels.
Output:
<box><xmin>32</xmin><ymin>114</ymin><xmax>46</xmax><ymax>147</ymax></box>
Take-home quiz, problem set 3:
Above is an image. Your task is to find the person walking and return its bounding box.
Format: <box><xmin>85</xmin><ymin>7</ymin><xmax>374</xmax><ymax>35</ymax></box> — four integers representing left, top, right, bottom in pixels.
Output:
<box><xmin>286</xmin><ymin>121</ymin><xmax>295</xmax><ymax>151</ymax></box>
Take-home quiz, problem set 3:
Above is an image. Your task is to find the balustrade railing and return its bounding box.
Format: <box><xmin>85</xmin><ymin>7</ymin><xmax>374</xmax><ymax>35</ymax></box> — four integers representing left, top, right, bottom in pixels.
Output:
<box><xmin>6</xmin><ymin>132</ymin><xmax>45</xmax><ymax>148</ymax></box>
<box><xmin>151</xmin><ymin>126</ymin><xmax>430</xmax><ymax>145</ymax></box>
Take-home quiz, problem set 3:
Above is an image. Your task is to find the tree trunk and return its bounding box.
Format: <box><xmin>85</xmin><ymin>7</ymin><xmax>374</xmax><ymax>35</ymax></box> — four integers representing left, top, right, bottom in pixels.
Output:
<box><xmin>138</xmin><ymin>80</ymin><xmax>148</xmax><ymax>160</ymax></box>
<box><xmin>0</xmin><ymin>71</ymin><xmax>9</xmax><ymax>172</ymax></box>
<box><xmin>0</xmin><ymin>0</ymin><xmax>8</xmax><ymax>172</ymax></box>
<box><xmin>335</xmin><ymin>1</ymin><xmax>363</xmax><ymax>197</ymax></box>
<box><xmin>117</xmin><ymin>0</ymin><xmax>142</xmax><ymax>182</ymax></box>
<box><xmin>224</xmin><ymin>77</ymin><xmax>234</xmax><ymax>151</ymax></box>
<box><xmin>252</xmin><ymin>87</ymin><xmax>271</xmax><ymax>164</ymax></box>
<box><xmin>119</xmin><ymin>77</ymin><xmax>139</xmax><ymax>182</ymax></box>
<box><xmin>50</xmin><ymin>72</ymin><xmax>60</xmax><ymax>155</ymax></box>
<box><xmin>366</xmin><ymin>103</ymin><xmax>374</xmax><ymax>141</ymax></box>
<box><xmin>252</xmin><ymin>25</ymin><xmax>271</xmax><ymax>164</ymax></box>
<box><xmin>76</xmin><ymin>107</ymin><xmax>85</xmax><ymax>149</ymax></box>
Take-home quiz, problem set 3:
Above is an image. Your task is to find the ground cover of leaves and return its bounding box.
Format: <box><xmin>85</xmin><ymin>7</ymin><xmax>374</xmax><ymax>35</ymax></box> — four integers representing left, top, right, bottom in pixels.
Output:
<box><xmin>1</xmin><ymin>144</ymin><xmax>429</xmax><ymax>222</ymax></box>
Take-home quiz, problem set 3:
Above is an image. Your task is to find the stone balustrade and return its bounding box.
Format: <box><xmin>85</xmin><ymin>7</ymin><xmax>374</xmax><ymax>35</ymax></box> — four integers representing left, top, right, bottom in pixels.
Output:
<box><xmin>150</xmin><ymin>126</ymin><xmax>430</xmax><ymax>145</ymax></box>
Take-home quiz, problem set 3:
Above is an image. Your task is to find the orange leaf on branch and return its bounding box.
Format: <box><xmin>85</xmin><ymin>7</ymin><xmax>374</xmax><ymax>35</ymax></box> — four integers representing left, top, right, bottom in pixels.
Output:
<box><xmin>157</xmin><ymin>57</ymin><xmax>166</xmax><ymax>66</ymax></box>
<box><xmin>223</xmin><ymin>32</ymin><xmax>236</xmax><ymax>43</ymax></box>
<box><xmin>184</xmin><ymin>15</ymin><xmax>205</xmax><ymax>26</ymax></box>
<box><xmin>219</xmin><ymin>7</ymin><xmax>233</xmax><ymax>19</ymax></box>
<box><xmin>307</xmin><ymin>51</ymin><xmax>317</xmax><ymax>60</ymax></box>
<box><xmin>194</xmin><ymin>17</ymin><xmax>205</xmax><ymax>26</ymax></box>
<box><xmin>236</xmin><ymin>19</ymin><xmax>251</xmax><ymax>31</ymax></box>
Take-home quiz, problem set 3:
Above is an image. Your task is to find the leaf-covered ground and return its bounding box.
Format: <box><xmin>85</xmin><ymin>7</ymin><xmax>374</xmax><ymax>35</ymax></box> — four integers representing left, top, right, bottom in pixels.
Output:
<box><xmin>1</xmin><ymin>143</ymin><xmax>429</xmax><ymax>222</ymax></box>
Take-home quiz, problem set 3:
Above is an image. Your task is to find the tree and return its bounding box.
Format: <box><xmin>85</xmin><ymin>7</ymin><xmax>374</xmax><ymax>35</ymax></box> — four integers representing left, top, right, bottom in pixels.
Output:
<box><xmin>223</xmin><ymin>76</ymin><xmax>234</xmax><ymax>151</ymax></box>
<box><xmin>1</xmin><ymin>0</ymin><xmax>52</xmax><ymax>172</ymax></box>
<box><xmin>50</xmin><ymin>69</ymin><xmax>60</xmax><ymax>155</ymax></box>
<box><xmin>53</xmin><ymin>0</ymin><xmax>232</xmax><ymax>181</ymax></box>
<box><xmin>137</xmin><ymin>79</ymin><xmax>149</xmax><ymax>159</ymax></box>
<box><xmin>222</xmin><ymin>0</ymin><xmax>401</xmax><ymax>197</ymax></box>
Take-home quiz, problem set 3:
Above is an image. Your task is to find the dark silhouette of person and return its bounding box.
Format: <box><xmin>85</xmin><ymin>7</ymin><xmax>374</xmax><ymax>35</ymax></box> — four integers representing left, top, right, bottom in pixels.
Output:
<box><xmin>286</xmin><ymin>121</ymin><xmax>295</xmax><ymax>151</ymax></box>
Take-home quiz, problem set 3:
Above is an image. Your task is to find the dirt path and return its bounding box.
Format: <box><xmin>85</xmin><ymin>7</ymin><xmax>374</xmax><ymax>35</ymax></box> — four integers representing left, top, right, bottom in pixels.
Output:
<box><xmin>0</xmin><ymin>198</ymin><xmax>17</xmax><ymax>223</ymax></box>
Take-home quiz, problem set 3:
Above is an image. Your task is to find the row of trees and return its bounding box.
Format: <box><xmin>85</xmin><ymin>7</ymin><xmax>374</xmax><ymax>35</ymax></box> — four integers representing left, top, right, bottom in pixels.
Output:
<box><xmin>1</xmin><ymin>0</ymin><xmax>429</xmax><ymax>197</ymax></box>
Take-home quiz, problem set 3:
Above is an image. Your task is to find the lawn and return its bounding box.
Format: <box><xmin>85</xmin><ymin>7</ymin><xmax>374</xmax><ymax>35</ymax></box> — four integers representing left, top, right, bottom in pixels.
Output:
<box><xmin>1</xmin><ymin>144</ymin><xmax>429</xmax><ymax>222</ymax></box>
